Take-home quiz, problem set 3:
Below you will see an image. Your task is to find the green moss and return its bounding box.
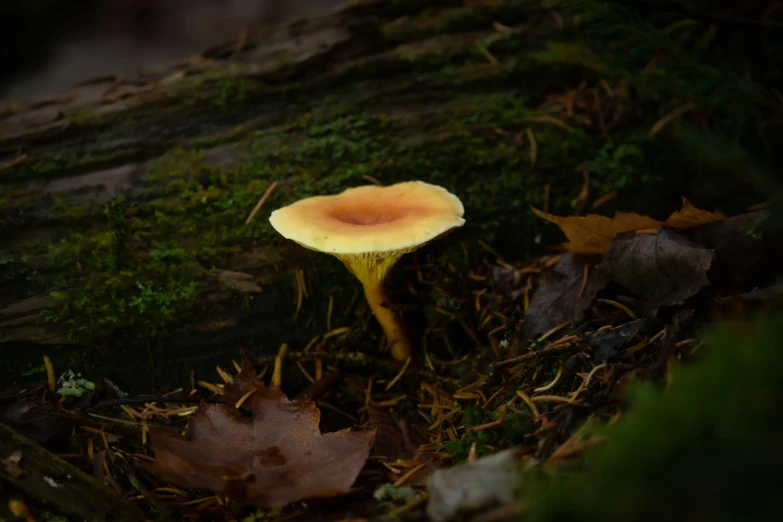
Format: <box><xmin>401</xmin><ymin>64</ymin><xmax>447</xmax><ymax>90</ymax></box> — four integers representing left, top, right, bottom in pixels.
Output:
<box><xmin>526</xmin><ymin>313</ymin><xmax>783</xmax><ymax>522</ymax></box>
<box><xmin>105</xmin><ymin>198</ymin><xmax>128</xmax><ymax>269</ymax></box>
<box><xmin>41</xmin><ymin>195</ymin><xmax>207</xmax><ymax>341</ymax></box>
<box><xmin>45</xmin><ymin>273</ymin><xmax>202</xmax><ymax>341</ymax></box>
<box><xmin>211</xmin><ymin>78</ymin><xmax>258</xmax><ymax>110</ymax></box>
<box><xmin>441</xmin><ymin>405</ymin><xmax>534</xmax><ymax>463</ymax></box>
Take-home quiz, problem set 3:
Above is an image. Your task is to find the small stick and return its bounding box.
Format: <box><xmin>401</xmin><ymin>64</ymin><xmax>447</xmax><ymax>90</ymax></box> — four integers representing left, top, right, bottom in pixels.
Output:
<box><xmin>361</xmin><ymin>175</ymin><xmax>383</xmax><ymax>186</ymax></box>
<box><xmin>198</xmin><ymin>381</ymin><xmax>222</xmax><ymax>394</ymax></box>
<box><xmin>538</xmin><ymin>320</ymin><xmax>571</xmax><ymax>342</ymax></box>
<box><xmin>477</xmin><ymin>239</ymin><xmax>506</xmax><ymax>263</ymax></box>
<box><xmin>578</xmin><ymin>264</ymin><xmax>589</xmax><ymax>298</ymax></box>
<box><xmin>316</xmin><ymin>401</ymin><xmax>358</xmax><ymax>423</ymax></box>
<box><xmin>215</xmin><ymin>366</ymin><xmax>233</xmax><ymax>384</ymax></box>
<box><xmin>592</xmin><ymin>191</ymin><xmax>617</xmax><ymax>208</ymax></box>
<box><xmin>531</xmin><ymin>395</ymin><xmax>575</xmax><ymax>403</ymax></box>
<box><xmin>468</xmin><ymin>442</ymin><xmax>478</xmax><ymax>462</ymax></box>
<box><xmin>244</xmin><ymin>180</ymin><xmax>279</xmax><ymax>224</ymax></box>
<box><xmin>385</xmin><ymin>357</ymin><xmax>412</xmax><ymax>391</ymax></box>
<box><xmin>387</xmin><ymin>493</ymin><xmax>429</xmax><ymax>517</ymax></box>
<box><xmin>43</xmin><ymin>355</ymin><xmax>55</xmax><ymax>392</ymax></box>
<box><xmin>534</xmin><ymin>364</ymin><xmax>563</xmax><ymax>393</ymax></box>
<box><xmin>295</xmin><ymin>361</ymin><xmax>315</xmax><ymax>383</ymax></box>
<box><xmin>489</xmin><ymin>342</ymin><xmax>579</xmax><ymax>371</ymax></box>
<box><xmin>235</xmin><ymin>388</ymin><xmax>257</xmax><ymax>409</ymax></box>
<box><xmin>294</xmin><ymin>270</ymin><xmax>305</xmax><ymax>320</ymax></box>
<box><xmin>597</xmin><ymin>298</ymin><xmax>637</xmax><ymax>319</ymax></box>
<box><xmin>470</xmin><ymin>407</ymin><xmax>509</xmax><ymax>432</ymax></box>
<box><xmin>393</xmin><ymin>463</ymin><xmax>426</xmax><ymax>487</ymax></box>
<box><xmin>516</xmin><ymin>390</ymin><xmax>540</xmax><ymax>418</ymax></box>
<box><xmin>271</xmin><ymin>343</ymin><xmax>288</xmax><ymax>389</ymax></box>
<box><xmin>481</xmin><ymin>387</ymin><xmax>505</xmax><ymax>410</ymax></box>
<box><xmin>525</xmin><ymin>127</ymin><xmax>538</xmax><ymax>170</ymax></box>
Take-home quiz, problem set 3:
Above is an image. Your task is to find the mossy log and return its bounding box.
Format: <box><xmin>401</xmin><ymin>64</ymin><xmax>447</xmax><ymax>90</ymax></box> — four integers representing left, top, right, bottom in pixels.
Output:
<box><xmin>0</xmin><ymin>422</ymin><xmax>146</xmax><ymax>521</ymax></box>
<box><xmin>0</xmin><ymin>0</ymin><xmax>769</xmax><ymax>392</ymax></box>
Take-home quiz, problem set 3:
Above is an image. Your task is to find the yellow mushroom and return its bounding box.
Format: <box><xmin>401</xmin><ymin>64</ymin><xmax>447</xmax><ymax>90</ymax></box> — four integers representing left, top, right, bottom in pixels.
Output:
<box><xmin>269</xmin><ymin>181</ymin><xmax>465</xmax><ymax>360</ymax></box>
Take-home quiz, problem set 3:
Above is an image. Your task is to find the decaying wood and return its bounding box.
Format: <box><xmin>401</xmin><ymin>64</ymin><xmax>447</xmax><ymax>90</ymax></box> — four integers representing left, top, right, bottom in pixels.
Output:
<box><xmin>0</xmin><ymin>422</ymin><xmax>146</xmax><ymax>521</ymax></box>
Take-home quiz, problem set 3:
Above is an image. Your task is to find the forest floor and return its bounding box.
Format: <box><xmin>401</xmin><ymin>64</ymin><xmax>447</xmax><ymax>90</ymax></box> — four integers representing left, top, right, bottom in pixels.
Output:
<box><xmin>1</xmin><ymin>1</ymin><xmax>782</xmax><ymax>521</ymax></box>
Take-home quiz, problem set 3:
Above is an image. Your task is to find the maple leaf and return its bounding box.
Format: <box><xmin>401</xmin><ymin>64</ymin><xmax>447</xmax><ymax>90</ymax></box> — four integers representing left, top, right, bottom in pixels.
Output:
<box><xmin>147</xmin><ymin>360</ymin><xmax>375</xmax><ymax>508</ymax></box>
<box><xmin>532</xmin><ymin>198</ymin><xmax>726</xmax><ymax>254</ymax></box>
<box><xmin>664</xmin><ymin>197</ymin><xmax>725</xmax><ymax>228</ymax></box>
<box><xmin>531</xmin><ymin>207</ymin><xmax>661</xmax><ymax>254</ymax></box>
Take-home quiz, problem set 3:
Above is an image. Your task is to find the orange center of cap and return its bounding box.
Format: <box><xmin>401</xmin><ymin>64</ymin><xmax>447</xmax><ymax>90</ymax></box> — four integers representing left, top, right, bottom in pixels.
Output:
<box><xmin>328</xmin><ymin>205</ymin><xmax>416</xmax><ymax>226</ymax></box>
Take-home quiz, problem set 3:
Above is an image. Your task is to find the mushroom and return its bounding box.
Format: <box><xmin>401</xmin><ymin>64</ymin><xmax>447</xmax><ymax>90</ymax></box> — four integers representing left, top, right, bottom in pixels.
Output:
<box><xmin>269</xmin><ymin>181</ymin><xmax>465</xmax><ymax>360</ymax></box>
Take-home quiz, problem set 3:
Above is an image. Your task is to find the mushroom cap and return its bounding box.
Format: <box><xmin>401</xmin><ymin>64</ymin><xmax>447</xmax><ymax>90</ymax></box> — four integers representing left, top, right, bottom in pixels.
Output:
<box><xmin>269</xmin><ymin>181</ymin><xmax>465</xmax><ymax>258</ymax></box>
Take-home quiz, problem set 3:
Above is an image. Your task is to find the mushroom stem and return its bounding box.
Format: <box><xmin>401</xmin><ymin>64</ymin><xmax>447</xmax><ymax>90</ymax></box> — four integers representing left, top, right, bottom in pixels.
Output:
<box><xmin>341</xmin><ymin>256</ymin><xmax>413</xmax><ymax>361</ymax></box>
<box><xmin>361</xmin><ymin>279</ymin><xmax>413</xmax><ymax>361</ymax></box>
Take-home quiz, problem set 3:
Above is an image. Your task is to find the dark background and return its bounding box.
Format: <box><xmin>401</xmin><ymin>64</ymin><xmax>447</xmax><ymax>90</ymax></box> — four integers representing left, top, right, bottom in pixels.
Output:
<box><xmin>0</xmin><ymin>0</ymin><xmax>340</xmax><ymax>99</ymax></box>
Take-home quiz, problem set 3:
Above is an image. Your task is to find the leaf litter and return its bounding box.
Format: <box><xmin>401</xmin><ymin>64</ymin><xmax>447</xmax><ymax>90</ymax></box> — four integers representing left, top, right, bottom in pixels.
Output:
<box><xmin>147</xmin><ymin>357</ymin><xmax>375</xmax><ymax>508</ymax></box>
<box><xmin>1</xmin><ymin>193</ymin><xmax>780</xmax><ymax>521</ymax></box>
<box><xmin>521</xmin><ymin>253</ymin><xmax>609</xmax><ymax>341</ymax></box>
<box><xmin>2</xmin><ymin>0</ymin><xmax>783</xmax><ymax>517</ymax></box>
<box><xmin>597</xmin><ymin>229</ymin><xmax>715</xmax><ymax>306</ymax></box>
<box><xmin>532</xmin><ymin>197</ymin><xmax>726</xmax><ymax>254</ymax></box>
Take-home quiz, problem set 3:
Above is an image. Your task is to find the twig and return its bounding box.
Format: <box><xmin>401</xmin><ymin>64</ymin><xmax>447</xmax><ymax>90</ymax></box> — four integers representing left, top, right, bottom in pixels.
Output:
<box><xmin>534</xmin><ymin>364</ymin><xmax>564</xmax><ymax>392</ymax></box>
<box><xmin>271</xmin><ymin>343</ymin><xmax>288</xmax><ymax>388</ymax></box>
<box><xmin>393</xmin><ymin>463</ymin><xmax>426</xmax><ymax>487</ymax></box>
<box><xmin>470</xmin><ymin>408</ymin><xmax>509</xmax><ymax>432</ymax></box>
<box><xmin>597</xmin><ymin>298</ymin><xmax>637</xmax><ymax>319</ymax></box>
<box><xmin>316</xmin><ymin>401</ymin><xmax>358</xmax><ymax>422</ymax></box>
<box><xmin>256</xmin><ymin>350</ymin><xmax>461</xmax><ymax>387</ymax></box>
<box><xmin>244</xmin><ymin>180</ymin><xmax>279</xmax><ymax>224</ymax></box>
<box><xmin>84</xmin><ymin>396</ymin><xmax>212</xmax><ymax>413</ymax></box>
<box><xmin>386</xmin><ymin>357</ymin><xmax>412</xmax><ymax>391</ymax></box>
<box><xmin>516</xmin><ymin>390</ymin><xmax>540</xmax><ymax>417</ymax></box>
<box><xmin>43</xmin><ymin>355</ymin><xmax>55</xmax><ymax>392</ymax></box>
<box><xmin>489</xmin><ymin>342</ymin><xmax>580</xmax><ymax>371</ymax></box>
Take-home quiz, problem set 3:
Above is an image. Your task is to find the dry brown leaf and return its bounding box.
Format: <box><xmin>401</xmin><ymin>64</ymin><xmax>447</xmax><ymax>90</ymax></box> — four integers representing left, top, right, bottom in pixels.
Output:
<box><xmin>664</xmin><ymin>197</ymin><xmax>725</xmax><ymax>228</ymax></box>
<box><xmin>366</xmin><ymin>406</ymin><xmax>412</xmax><ymax>463</ymax></box>
<box><xmin>148</xmin><ymin>359</ymin><xmax>375</xmax><ymax>508</ymax></box>
<box><xmin>597</xmin><ymin>229</ymin><xmax>714</xmax><ymax>306</ymax></box>
<box><xmin>531</xmin><ymin>206</ymin><xmax>661</xmax><ymax>254</ymax></box>
<box><xmin>522</xmin><ymin>253</ymin><xmax>608</xmax><ymax>341</ymax></box>
<box><xmin>533</xmin><ymin>198</ymin><xmax>726</xmax><ymax>254</ymax></box>
<box><xmin>692</xmin><ymin>211</ymin><xmax>780</xmax><ymax>292</ymax></box>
